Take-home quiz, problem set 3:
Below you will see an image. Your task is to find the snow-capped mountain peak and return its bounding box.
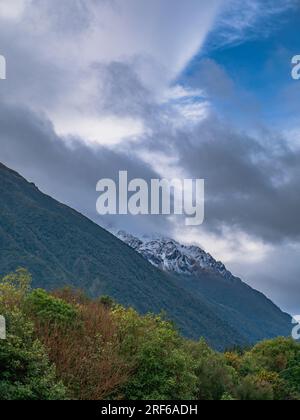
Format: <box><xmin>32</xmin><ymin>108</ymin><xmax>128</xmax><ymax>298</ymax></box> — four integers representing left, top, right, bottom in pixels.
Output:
<box><xmin>116</xmin><ymin>231</ymin><xmax>235</xmax><ymax>281</ymax></box>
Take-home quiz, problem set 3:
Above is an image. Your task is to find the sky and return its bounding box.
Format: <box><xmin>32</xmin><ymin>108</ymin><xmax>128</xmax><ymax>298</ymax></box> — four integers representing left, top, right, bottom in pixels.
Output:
<box><xmin>0</xmin><ymin>0</ymin><xmax>300</xmax><ymax>315</ymax></box>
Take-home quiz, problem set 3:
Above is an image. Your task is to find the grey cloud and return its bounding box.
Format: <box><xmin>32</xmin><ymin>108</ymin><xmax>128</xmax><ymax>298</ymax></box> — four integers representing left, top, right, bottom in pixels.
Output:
<box><xmin>29</xmin><ymin>0</ymin><xmax>93</xmax><ymax>34</ymax></box>
<box><xmin>147</xmin><ymin>114</ymin><xmax>300</xmax><ymax>244</ymax></box>
<box><xmin>94</xmin><ymin>61</ymin><xmax>154</xmax><ymax>118</ymax></box>
<box><xmin>0</xmin><ymin>23</ymin><xmax>73</xmax><ymax>111</ymax></box>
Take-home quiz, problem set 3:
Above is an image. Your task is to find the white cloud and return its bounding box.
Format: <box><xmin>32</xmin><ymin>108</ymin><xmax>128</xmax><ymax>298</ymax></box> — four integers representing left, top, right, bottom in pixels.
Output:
<box><xmin>161</xmin><ymin>84</ymin><xmax>210</xmax><ymax>127</ymax></box>
<box><xmin>53</xmin><ymin>113</ymin><xmax>145</xmax><ymax>147</ymax></box>
<box><xmin>18</xmin><ymin>0</ymin><xmax>222</xmax><ymax>90</ymax></box>
<box><xmin>208</xmin><ymin>0</ymin><xmax>298</xmax><ymax>48</ymax></box>
<box><xmin>175</xmin><ymin>101</ymin><xmax>210</xmax><ymax>125</ymax></box>
<box><xmin>0</xmin><ymin>0</ymin><xmax>30</xmax><ymax>20</ymax></box>
<box><xmin>173</xmin><ymin>225</ymin><xmax>272</xmax><ymax>265</ymax></box>
<box><xmin>1</xmin><ymin>0</ymin><xmax>222</xmax><ymax>147</ymax></box>
<box><xmin>162</xmin><ymin>85</ymin><xmax>206</xmax><ymax>102</ymax></box>
<box><xmin>86</xmin><ymin>0</ymin><xmax>222</xmax><ymax>90</ymax></box>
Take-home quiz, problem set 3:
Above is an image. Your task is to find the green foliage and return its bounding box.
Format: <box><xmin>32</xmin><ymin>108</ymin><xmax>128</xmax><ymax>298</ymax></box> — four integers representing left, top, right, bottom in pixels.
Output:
<box><xmin>0</xmin><ymin>272</ymin><xmax>66</xmax><ymax>400</ymax></box>
<box><xmin>221</xmin><ymin>393</ymin><xmax>236</xmax><ymax>400</ymax></box>
<box><xmin>234</xmin><ymin>374</ymin><xmax>274</xmax><ymax>401</ymax></box>
<box><xmin>0</xmin><ymin>268</ymin><xmax>31</xmax><ymax>309</ymax></box>
<box><xmin>187</xmin><ymin>339</ymin><xmax>238</xmax><ymax>400</ymax></box>
<box><xmin>112</xmin><ymin>307</ymin><xmax>197</xmax><ymax>400</ymax></box>
<box><xmin>0</xmin><ymin>310</ymin><xmax>66</xmax><ymax>400</ymax></box>
<box><xmin>1</xmin><ymin>270</ymin><xmax>300</xmax><ymax>401</ymax></box>
<box><xmin>99</xmin><ymin>295</ymin><xmax>115</xmax><ymax>308</ymax></box>
<box><xmin>25</xmin><ymin>289</ymin><xmax>78</xmax><ymax>325</ymax></box>
<box><xmin>239</xmin><ymin>338</ymin><xmax>300</xmax><ymax>399</ymax></box>
<box><xmin>246</xmin><ymin>337</ymin><xmax>299</xmax><ymax>373</ymax></box>
<box><xmin>281</xmin><ymin>351</ymin><xmax>300</xmax><ymax>397</ymax></box>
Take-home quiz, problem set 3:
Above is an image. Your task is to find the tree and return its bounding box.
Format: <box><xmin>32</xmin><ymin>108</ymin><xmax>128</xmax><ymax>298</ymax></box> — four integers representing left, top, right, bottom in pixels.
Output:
<box><xmin>112</xmin><ymin>307</ymin><xmax>197</xmax><ymax>400</ymax></box>
<box><xmin>187</xmin><ymin>339</ymin><xmax>238</xmax><ymax>400</ymax></box>
<box><xmin>0</xmin><ymin>309</ymin><xmax>66</xmax><ymax>400</ymax></box>
<box><xmin>237</xmin><ymin>338</ymin><xmax>300</xmax><ymax>400</ymax></box>
<box><xmin>235</xmin><ymin>374</ymin><xmax>274</xmax><ymax>401</ymax></box>
<box><xmin>25</xmin><ymin>289</ymin><xmax>78</xmax><ymax>325</ymax></box>
<box><xmin>0</xmin><ymin>268</ymin><xmax>31</xmax><ymax>310</ymax></box>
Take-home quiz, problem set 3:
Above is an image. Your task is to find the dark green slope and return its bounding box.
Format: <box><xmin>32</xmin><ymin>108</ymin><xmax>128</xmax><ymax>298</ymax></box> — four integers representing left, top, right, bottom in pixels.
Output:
<box><xmin>0</xmin><ymin>162</ymin><xmax>246</xmax><ymax>350</ymax></box>
<box><xmin>172</xmin><ymin>272</ymin><xmax>292</xmax><ymax>346</ymax></box>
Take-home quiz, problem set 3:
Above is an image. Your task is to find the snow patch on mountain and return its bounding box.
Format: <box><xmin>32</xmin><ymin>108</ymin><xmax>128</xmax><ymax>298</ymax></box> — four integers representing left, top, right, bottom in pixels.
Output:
<box><xmin>116</xmin><ymin>231</ymin><xmax>237</xmax><ymax>281</ymax></box>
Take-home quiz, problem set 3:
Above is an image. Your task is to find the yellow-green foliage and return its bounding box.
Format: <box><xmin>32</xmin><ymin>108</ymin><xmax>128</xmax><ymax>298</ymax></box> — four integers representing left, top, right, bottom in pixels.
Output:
<box><xmin>0</xmin><ymin>268</ymin><xmax>31</xmax><ymax>309</ymax></box>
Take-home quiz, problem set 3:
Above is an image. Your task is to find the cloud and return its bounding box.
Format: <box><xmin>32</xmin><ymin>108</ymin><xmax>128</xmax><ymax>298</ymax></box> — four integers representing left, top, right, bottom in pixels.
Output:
<box><xmin>0</xmin><ymin>0</ymin><xmax>29</xmax><ymax>21</ymax></box>
<box><xmin>173</xmin><ymin>224</ymin><xmax>272</xmax><ymax>265</ymax></box>
<box><xmin>206</xmin><ymin>0</ymin><xmax>299</xmax><ymax>49</ymax></box>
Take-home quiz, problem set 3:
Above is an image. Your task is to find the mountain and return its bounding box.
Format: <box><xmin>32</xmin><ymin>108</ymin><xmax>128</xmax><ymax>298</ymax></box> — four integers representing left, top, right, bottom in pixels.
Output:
<box><xmin>0</xmin><ymin>162</ymin><xmax>291</xmax><ymax>350</ymax></box>
<box><xmin>117</xmin><ymin>231</ymin><xmax>292</xmax><ymax>345</ymax></box>
<box><xmin>117</xmin><ymin>231</ymin><xmax>235</xmax><ymax>280</ymax></box>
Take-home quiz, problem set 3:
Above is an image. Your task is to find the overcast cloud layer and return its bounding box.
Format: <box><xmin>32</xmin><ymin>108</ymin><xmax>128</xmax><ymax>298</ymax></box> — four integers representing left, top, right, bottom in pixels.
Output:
<box><xmin>0</xmin><ymin>0</ymin><xmax>300</xmax><ymax>315</ymax></box>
